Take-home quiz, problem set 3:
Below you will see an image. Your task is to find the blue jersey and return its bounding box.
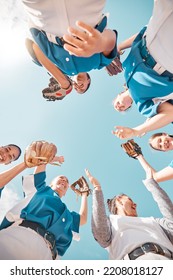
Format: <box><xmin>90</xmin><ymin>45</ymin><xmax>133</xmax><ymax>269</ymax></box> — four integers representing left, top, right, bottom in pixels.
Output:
<box><xmin>123</xmin><ymin>26</ymin><xmax>173</xmax><ymax>118</ymax></box>
<box><xmin>30</xmin><ymin>21</ymin><xmax>117</xmax><ymax>76</ymax></box>
<box><xmin>0</xmin><ymin>172</ymin><xmax>80</xmax><ymax>256</ymax></box>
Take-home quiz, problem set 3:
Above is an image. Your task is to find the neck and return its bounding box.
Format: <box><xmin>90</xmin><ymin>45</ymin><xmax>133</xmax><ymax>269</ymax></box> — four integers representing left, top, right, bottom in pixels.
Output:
<box><xmin>117</xmin><ymin>209</ymin><xmax>127</xmax><ymax>216</ymax></box>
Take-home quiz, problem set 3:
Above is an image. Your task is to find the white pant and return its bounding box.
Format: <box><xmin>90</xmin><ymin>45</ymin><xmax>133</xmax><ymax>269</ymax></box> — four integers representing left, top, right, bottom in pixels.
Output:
<box><xmin>0</xmin><ymin>225</ymin><xmax>59</xmax><ymax>260</ymax></box>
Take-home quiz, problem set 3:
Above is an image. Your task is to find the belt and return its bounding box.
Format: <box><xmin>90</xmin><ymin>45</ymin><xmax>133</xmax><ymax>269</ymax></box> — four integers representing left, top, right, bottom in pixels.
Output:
<box><xmin>139</xmin><ymin>36</ymin><xmax>173</xmax><ymax>80</ymax></box>
<box><xmin>124</xmin><ymin>242</ymin><xmax>173</xmax><ymax>260</ymax></box>
<box><xmin>43</xmin><ymin>15</ymin><xmax>107</xmax><ymax>47</ymax></box>
<box><xmin>19</xmin><ymin>220</ymin><xmax>57</xmax><ymax>260</ymax></box>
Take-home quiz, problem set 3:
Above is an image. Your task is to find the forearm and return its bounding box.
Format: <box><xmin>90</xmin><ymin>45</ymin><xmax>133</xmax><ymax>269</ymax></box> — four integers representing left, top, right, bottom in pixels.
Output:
<box><xmin>118</xmin><ymin>33</ymin><xmax>137</xmax><ymax>52</ymax></box>
<box><xmin>153</xmin><ymin>166</ymin><xmax>173</xmax><ymax>183</ymax></box>
<box><xmin>32</xmin><ymin>43</ymin><xmax>70</xmax><ymax>89</ymax></box>
<box><xmin>92</xmin><ymin>189</ymin><xmax>112</xmax><ymax>248</ymax></box>
<box><xmin>79</xmin><ymin>193</ymin><xmax>88</xmax><ymax>226</ymax></box>
<box><xmin>133</xmin><ymin>103</ymin><xmax>173</xmax><ymax>136</ymax></box>
<box><xmin>137</xmin><ymin>155</ymin><xmax>156</xmax><ymax>175</ymax></box>
<box><xmin>143</xmin><ymin>178</ymin><xmax>173</xmax><ymax>220</ymax></box>
<box><xmin>137</xmin><ymin>156</ymin><xmax>173</xmax><ymax>183</ymax></box>
<box><xmin>0</xmin><ymin>162</ymin><xmax>27</xmax><ymax>188</ymax></box>
<box><xmin>102</xmin><ymin>29</ymin><xmax>116</xmax><ymax>57</ymax></box>
<box><xmin>34</xmin><ymin>164</ymin><xmax>46</xmax><ymax>174</ymax></box>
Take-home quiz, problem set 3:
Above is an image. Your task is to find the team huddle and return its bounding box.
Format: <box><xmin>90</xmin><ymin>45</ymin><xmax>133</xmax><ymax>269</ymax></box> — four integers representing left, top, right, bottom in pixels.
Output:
<box><xmin>0</xmin><ymin>0</ymin><xmax>173</xmax><ymax>260</ymax></box>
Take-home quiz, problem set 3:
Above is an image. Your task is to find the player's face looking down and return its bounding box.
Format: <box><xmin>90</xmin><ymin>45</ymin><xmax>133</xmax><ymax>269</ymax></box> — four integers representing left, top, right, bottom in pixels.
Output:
<box><xmin>72</xmin><ymin>73</ymin><xmax>91</xmax><ymax>93</ymax></box>
<box><xmin>51</xmin><ymin>175</ymin><xmax>69</xmax><ymax>197</ymax></box>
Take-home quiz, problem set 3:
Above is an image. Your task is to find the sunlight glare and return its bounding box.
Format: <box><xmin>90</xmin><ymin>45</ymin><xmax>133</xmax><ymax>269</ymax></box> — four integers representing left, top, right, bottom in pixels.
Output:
<box><xmin>0</xmin><ymin>25</ymin><xmax>27</xmax><ymax>65</ymax></box>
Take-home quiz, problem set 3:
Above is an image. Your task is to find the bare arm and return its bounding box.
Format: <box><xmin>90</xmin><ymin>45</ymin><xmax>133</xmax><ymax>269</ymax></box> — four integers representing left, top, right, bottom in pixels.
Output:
<box><xmin>32</xmin><ymin>43</ymin><xmax>70</xmax><ymax>89</ymax></box>
<box><xmin>114</xmin><ymin>102</ymin><xmax>173</xmax><ymax>139</ymax></box>
<box><xmin>79</xmin><ymin>192</ymin><xmax>88</xmax><ymax>226</ymax></box>
<box><xmin>0</xmin><ymin>162</ymin><xmax>27</xmax><ymax>189</ymax></box>
<box><xmin>134</xmin><ymin>102</ymin><xmax>173</xmax><ymax>136</ymax></box>
<box><xmin>152</xmin><ymin>166</ymin><xmax>173</xmax><ymax>183</ymax></box>
<box><xmin>118</xmin><ymin>33</ymin><xmax>138</xmax><ymax>52</ymax></box>
<box><xmin>137</xmin><ymin>155</ymin><xmax>157</xmax><ymax>176</ymax></box>
<box><xmin>137</xmin><ymin>155</ymin><xmax>173</xmax><ymax>183</ymax></box>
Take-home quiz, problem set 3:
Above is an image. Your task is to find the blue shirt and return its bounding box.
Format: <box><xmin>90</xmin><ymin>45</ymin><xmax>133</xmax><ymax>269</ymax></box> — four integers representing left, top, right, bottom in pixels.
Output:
<box><xmin>123</xmin><ymin>26</ymin><xmax>173</xmax><ymax>118</ymax></box>
<box><xmin>0</xmin><ymin>172</ymin><xmax>80</xmax><ymax>256</ymax></box>
<box><xmin>0</xmin><ymin>187</ymin><xmax>4</xmax><ymax>198</ymax></box>
<box><xmin>30</xmin><ymin>24</ymin><xmax>117</xmax><ymax>76</ymax></box>
<box><xmin>169</xmin><ymin>161</ymin><xmax>173</xmax><ymax>168</ymax></box>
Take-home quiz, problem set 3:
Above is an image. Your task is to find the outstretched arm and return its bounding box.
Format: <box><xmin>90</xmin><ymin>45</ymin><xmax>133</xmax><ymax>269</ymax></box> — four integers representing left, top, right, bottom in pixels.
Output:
<box><xmin>143</xmin><ymin>168</ymin><xmax>173</xmax><ymax>220</ymax></box>
<box><xmin>113</xmin><ymin>102</ymin><xmax>173</xmax><ymax>139</ymax></box>
<box><xmin>137</xmin><ymin>155</ymin><xmax>157</xmax><ymax>177</ymax></box>
<box><xmin>85</xmin><ymin>169</ymin><xmax>112</xmax><ymax>248</ymax></box>
<box><xmin>79</xmin><ymin>192</ymin><xmax>88</xmax><ymax>226</ymax></box>
<box><xmin>0</xmin><ymin>162</ymin><xmax>27</xmax><ymax>189</ymax></box>
<box><xmin>137</xmin><ymin>155</ymin><xmax>173</xmax><ymax>183</ymax></box>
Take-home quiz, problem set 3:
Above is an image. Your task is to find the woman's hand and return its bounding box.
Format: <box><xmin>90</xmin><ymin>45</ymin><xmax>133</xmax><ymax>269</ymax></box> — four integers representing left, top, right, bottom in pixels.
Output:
<box><xmin>85</xmin><ymin>169</ymin><xmax>101</xmax><ymax>190</ymax></box>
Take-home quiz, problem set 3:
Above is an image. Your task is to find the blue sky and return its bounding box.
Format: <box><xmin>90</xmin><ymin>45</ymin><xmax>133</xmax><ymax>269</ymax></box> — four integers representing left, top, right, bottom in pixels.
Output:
<box><xmin>0</xmin><ymin>0</ymin><xmax>173</xmax><ymax>260</ymax></box>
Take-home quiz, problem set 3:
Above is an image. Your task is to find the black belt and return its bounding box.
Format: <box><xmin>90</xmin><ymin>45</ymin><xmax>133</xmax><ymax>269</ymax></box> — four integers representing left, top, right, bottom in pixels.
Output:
<box><xmin>139</xmin><ymin>36</ymin><xmax>173</xmax><ymax>80</ymax></box>
<box><xmin>19</xmin><ymin>220</ymin><xmax>57</xmax><ymax>260</ymax></box>
<box><xmin>128</xmin><ymin>242</ymin><xmax>173</xmax><ymax>260</ymax></box>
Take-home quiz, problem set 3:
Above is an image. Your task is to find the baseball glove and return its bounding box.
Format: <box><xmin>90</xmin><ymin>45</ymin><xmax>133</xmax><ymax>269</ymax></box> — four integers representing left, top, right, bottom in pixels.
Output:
<box><xmin>24</xmin><ymin>140</ymin><xmax>57</xmax><ymax>167</ymax></box>
<box><xmin>70</xmin><ymin>176</ymin><xmax>92</xmax><ymax>196</ymax></box>
<box><xmin>121</xmin><ymin>139</ymin><xmax>143</xmax><ymax>159</ymax></box>
<box><xmin>105</xmin><ymin>56</ymin><xmax>123</xmax><ymax>76</ymax></box>
<box><xmin>42</xmin><ymin>77</ymin><xmax>72</xmax><ymax>101</ymax></box>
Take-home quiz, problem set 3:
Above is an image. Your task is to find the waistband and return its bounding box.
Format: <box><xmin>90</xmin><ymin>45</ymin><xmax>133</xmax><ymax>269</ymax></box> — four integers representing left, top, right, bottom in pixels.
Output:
<box><xmin>123</xmin><ymin>242</ymin><xmax>173</xmax><ymax>260</ymax></box>
<box><xmin>139</xmin><ymin>36</ymin><xmax>173</xmax><ymax>80</ymax></box>
<box><xmin>43</xmin><ymin>15</ymin><xmax>108</xmax><ymax>46</ymax></box>
<box><xmin>19</xmin><ymin>220</ymin><xmax>57</xmax><ymax>260</ymax></box>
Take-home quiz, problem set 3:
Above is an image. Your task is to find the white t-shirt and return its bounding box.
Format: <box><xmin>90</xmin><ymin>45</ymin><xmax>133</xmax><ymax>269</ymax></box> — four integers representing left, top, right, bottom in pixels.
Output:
<box><xmin>107</xmin><ymin>214</ymin><xmax>173</xmax><ymax>260</ymax></box>
<box><xmin>22</xmin><ymin>0</ymin><xmax>106</xmax><ymax>36</ymax></box>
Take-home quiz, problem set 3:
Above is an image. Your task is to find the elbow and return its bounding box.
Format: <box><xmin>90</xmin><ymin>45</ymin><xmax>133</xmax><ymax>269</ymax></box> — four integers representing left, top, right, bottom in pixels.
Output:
<box><xmin>153</xmin><ymin>173</ymin><xmax>160</xmax><ymax>183</ymax></box>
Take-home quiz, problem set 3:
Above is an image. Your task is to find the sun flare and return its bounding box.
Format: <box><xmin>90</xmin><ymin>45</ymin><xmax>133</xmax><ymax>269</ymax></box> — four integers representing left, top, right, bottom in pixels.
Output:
<box><xmin>0</xmin><ymin>25</ymin><xmax>27</xmax><ymax>65</ymax></box>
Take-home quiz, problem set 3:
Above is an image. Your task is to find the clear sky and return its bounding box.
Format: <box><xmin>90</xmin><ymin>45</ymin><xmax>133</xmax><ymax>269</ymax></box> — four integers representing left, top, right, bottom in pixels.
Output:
<box><xmin>0</xmin><ymin>0</ymin><xmax>173</xmax><ymax>260</ymax></box>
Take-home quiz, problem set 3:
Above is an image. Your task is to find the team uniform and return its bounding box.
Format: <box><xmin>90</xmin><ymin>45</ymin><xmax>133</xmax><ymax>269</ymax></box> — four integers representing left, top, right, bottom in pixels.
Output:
<box><xmin>123</xmin><ymin>0</ymin><xmax>173</xmax><ymax>118</ymax></box>
<box><xmin>22</xmin><ymin>0</ymin><xmax>117</xmax><ymax>75</ymax></box>
<box><xmin>92</xmin><ymin>178</ymin><xmax>173</xmax><ymax>260</ymax></box>
<box><xmin>0</xmin><ymin>188</ymin><xmax>3</xmax><ymax>198</ymax></box>
<box><xmin>0</xmin><ymin>171</ymin><xmax>80</xmax><ymax>260</ymax></box>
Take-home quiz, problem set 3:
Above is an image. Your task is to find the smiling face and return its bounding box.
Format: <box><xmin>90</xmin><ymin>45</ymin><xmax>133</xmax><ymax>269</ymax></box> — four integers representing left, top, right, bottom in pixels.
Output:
<box><xmin>113</xmin><ymin>90</ymin><xmax>132</xmax><ymax>112</ymax></box>
<box><xmin>150</xmin><ymin>133</ymin><xmax>173</xmax><ymax>152</ymax></box>
<box><xmin>0</xmin><ymin>145</ymin><xmax>21</xmax><ymax>165</ymax></box>
<box><xmin>116</xmin><ymin>195</ymin><xmax>137</xmax><ymax>217</ymax></box>
<box><xmin>72</xmin><ymin>73</ymin><xmax>91</xmax><ymax>94</ymax></box>
<box><xmin>50</xmin><ymin>175</ymin><xmax>69</xmax><ymax>197</ymax></box>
